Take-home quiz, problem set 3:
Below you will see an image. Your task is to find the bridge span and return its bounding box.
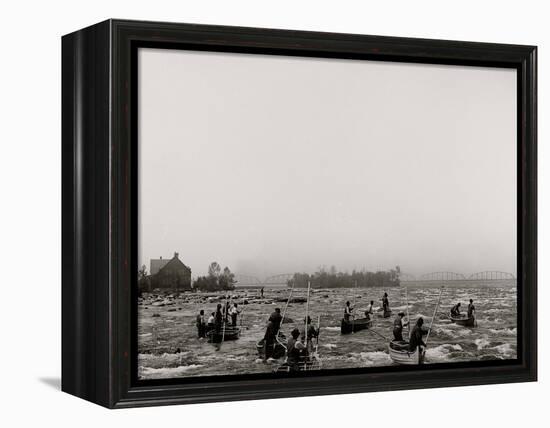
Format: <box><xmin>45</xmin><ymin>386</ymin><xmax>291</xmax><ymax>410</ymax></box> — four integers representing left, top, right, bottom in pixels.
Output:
<box><xmin>400</xmin><ymin>270</ymin><xmax>516</xmax><ymax>282</ymax></box>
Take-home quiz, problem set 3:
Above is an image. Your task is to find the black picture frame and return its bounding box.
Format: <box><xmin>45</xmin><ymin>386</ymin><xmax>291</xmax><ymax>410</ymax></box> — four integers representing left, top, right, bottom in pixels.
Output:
<box><xmin>62</xmin><ymin>19</ymin><xmax>537</xmax><ymax>409</ymax></box>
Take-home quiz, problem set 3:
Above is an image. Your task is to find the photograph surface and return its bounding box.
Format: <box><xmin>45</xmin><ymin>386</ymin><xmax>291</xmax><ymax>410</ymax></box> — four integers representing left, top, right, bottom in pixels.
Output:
<box><xmin>137</xmin><ymin>48</ymin><xmax>517</xmax><ymax>379</ymax></box>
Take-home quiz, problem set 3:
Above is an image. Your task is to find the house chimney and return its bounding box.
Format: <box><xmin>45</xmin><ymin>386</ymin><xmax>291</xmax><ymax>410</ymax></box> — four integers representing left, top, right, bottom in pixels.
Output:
<box><xmin>174</xmin><ymin>252</ymin><xmax>179</xmax><ymax>259</ymax></box>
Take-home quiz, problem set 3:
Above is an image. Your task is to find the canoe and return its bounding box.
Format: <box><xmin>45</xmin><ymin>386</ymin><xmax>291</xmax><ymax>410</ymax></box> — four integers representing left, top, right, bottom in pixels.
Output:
<box><xmin>388</xmin><ymin>340</ymin><xmax>423</xmax><ymax>365</ymax></box>
<box><xmin>341</xmin><ymin>317</ymin><xmax>373</xmax><ymax>334</ymax></box>
<box><xmin>206</xmin><ymin>325</ymin><xmax>241</xmax><ymax>343</ymax></box>
<box><xmin>256</xmin><ymin>335</ymin><xmax>287</xmax><ymax>359</ymax></box>
<box><xmin>450</xmin><ymin>314</ymin><xmax>475</xmax><ymax>327</ymax></box>
<box><xmin>274</xmin><ymin>354</ymin><xmax>322</xmax><ymax>372</ymax></box>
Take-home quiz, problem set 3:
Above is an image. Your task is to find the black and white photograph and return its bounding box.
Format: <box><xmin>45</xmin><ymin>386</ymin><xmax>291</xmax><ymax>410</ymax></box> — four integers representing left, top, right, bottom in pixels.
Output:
<box><xmin>137</xmin><ymin>48</ymin><xmax>518</xmax><ymax>380</ymax></box>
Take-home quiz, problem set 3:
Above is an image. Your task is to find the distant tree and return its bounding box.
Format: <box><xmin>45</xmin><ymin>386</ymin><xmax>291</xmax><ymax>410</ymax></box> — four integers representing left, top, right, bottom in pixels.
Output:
<box><xmin>208</xmin><ymin>262</ymin><xmax>221</xmax><ymax>278</ymax></box>
<box><xmin>219</xmin><ymin>266</ymin><xmax>236</xmax><ymax>290</ymax></box>
<box><xmin>194</xmin><ymin>262</ymin><xmax>235</xmax><ymax>291</ymax></box>
<box><xmin>138</xmin><ymin>265</ymin><xmax>149</xmax><ymax>293</ymax></box>
<box><xmin>288</xmin><ymin>267</ymin><xmax>399</xmax><ymax>289</ymax></box>
<box><xmin>138</xmin><ymin>265</ymin><xmax>148</xmax><ymax>281</ymax></box>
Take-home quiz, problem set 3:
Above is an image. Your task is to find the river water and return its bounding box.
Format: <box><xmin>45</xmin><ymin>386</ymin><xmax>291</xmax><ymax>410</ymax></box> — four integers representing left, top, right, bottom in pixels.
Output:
<box><xmin>138</xmin><ymin>281</ymin><xmax>517</xmax><ymax>379</ymax></box>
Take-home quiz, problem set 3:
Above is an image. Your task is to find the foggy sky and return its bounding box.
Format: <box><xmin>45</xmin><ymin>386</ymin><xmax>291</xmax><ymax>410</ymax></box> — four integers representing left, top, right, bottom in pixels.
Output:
<box><xmin>138</xmin><ymin>48</ymin><xmax>517</xmax><ymax>279</ymax></box>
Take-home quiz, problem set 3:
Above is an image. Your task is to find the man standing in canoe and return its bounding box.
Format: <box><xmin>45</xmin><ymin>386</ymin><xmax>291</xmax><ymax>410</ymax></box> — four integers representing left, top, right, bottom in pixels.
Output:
<box><xmin>409</xmin><ymin>317</ymin><xmax>427</xmax><ymax>353</ymax></box>
<box><xmin>206</xmin><ymin>311</ymin><xmax>215</xmax><ymax>333</ymax></box>
<box><xmin>268</xmin><ymin>308</ymin><xmax>283</xmax><ymax>335</ymax></box>
<box><xmin>229</xmin><ymin>303</ymin><xmax>241</xmax><ymax>326</ymax></box>
<box><xmin>382</xmin><ymin>293</ymin><xmax>390</xmax><ymax>312</ymax></box>
<box><xmin>214</xmin><ymin>304</ymin><xmax>223</xmax><ymax>333</ymax></box>
<box><xmin>393</xmin><ymin>312</ymin><xmax>409</xmax><ymax>341</ymax></box>
<box><xmin>302</xmin><ymin>316</ymin><xmax>319</xmax><ymax>354</ymax></box>
<box><xmin>450</xmin><ymin>302</ymin><xmax>461</xmax><ymax>317</ymax></box>
<box><xmin>344</xmin><ymin>301</ymin><xmax>354</xmax><ymax>322</ymax></box>
<box><xmin>365</xmin><ymin>300</ymin><xmax>374</xmax><ymax>320</ymax></box>
<box><xmin>287</xmin><ymin>328</ymin><xmax>307</xmax><ymax>371</ymax></box>
<box><xmin>467</xmin><ymin>299</ymin><xmax>476</xmax><ymax>318</ymax></box>
<box><xmin>196</xmin><ymin>309</ymin><xmax>206</xmax><ymax>338</ymax></box>
<box><xmin>263</xmin><ymin>320</ymin><xmax>276</xmax><ymax>361</ymax></box>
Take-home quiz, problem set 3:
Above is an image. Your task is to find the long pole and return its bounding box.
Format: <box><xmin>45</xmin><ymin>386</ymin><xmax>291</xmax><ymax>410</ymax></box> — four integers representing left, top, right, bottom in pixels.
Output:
<box><xmin>280</xmin><ymin>284</ymin><xmax>294</xmax><ymax>326</ymax></box>
<box><xmin>221</xmin><ymin>295</ymin><xmax>230</xmax><ymax>344</ymax></box>
<box><xmin>305</xmin><ymin>280</ymin><xmax>311</xmax><ymax>344</ymax></box>
<box><xmin>315</xmin><ymin>315</ymin><xmax>321</xmax><ymax>354</ymax></box>
<box><xmin>304</xmin><ymin>280</ymin><xmax>311</xmax><ymax>371</ymax></box>
<box><xmin>351</xmin><ymin>280</ymin><xmax>358</xmax><ymax>332</ymax></box>
<box><xmin>276</xmin><ymin>283</ymin><xmax>294</xmax><ymax>347</ymax></box>
<box><xmin>405</xmin><ymin>284</ymin><xmax>411</xmax><ymax>340</ymax></box>
<box><xmin>425</xmin><ymin>287</ymin><xmax>444</xmax><ymax>347</ymax></box>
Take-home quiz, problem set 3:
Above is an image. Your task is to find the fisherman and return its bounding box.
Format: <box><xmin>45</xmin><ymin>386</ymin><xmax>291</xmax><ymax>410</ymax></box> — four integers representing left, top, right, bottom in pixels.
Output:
<box><xmin>206</xmin><ymin>311</ymin><xmax>215</xmax><ymax>333</ymax></box>
<box><xmin>287</xmin><ymin>328</ymin><xmax>307</xmax><ymax>371</ymax></box>
<box><xmin>263</xmin><ymin>320</ymin><xmax>277</xmax><ymax>361</ymax></box>
<box><xmin>450</xmin><ymin>302</ymin><xmax>461</xmax><ymax>317</ymax></box>
<box><xmin>223</xmin><ymin>299</ymin><xmax>231</xmax><ymax>323</ymax></box>
<box><xmin>409</xmin><ymin>317</ymin><xmax>428</xmax><ymax>353</ymax></box>
<box><xmin>269</xmin><ymin>308</ymin><xmax>283</xmax><ymax>335</ymax></box>
<box><xmin>196</xmin><ymin>309</ymin><xmax>206</xmax><ymax>338</ymax></box>
<box><xmin>302</xmin><ymin>316</ymin><xmax>319</xmax><ymax>354</ymax></box>
<box><xmin>365</xmin><ymin>300</ymin><xmax>375</xmax><ymax>320</ymax></box>
<box><xmin>286</xmin><ymin>328</ymin><xmax>302</xmax><ymax>367</ymax></box>
<box><xmin>382</xmin><ymin>293</ymin><xmax>390</xmax><ymax>312</ymax></box>
<box><xmin>229</xmin><ymin>303</ymin><xmax>241</xmax><ymax>326</ymax></box>
<box><xmin>467</xmin><ymin>299</ymin><xmax>476</xmax><ymax>318</ymax></box>
<box><xmin>260</xmin><ymin>287</ymin><xmax>264</xmax><ymax>299</ymax></box>
<box><xmin>393</xmin><ymin>312</ymin><xmax>409</xmax><ymax>341</ymax></box>
<box><xmin>344</xmin><ymin>301</ymin><xmax>354</xmax><ymax>322</ymax></box>
<box><xmin>214</xmin><ymin>303</ymin><xmax>224</xmax><ymax>332</ymax></box>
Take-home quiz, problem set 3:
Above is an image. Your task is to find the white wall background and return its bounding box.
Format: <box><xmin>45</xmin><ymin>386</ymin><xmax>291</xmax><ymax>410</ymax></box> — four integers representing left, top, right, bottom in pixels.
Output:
<box><xmin>0</xmin><ymin>0</ymin><xmax>546</xmax><ymax>425</ymax></box>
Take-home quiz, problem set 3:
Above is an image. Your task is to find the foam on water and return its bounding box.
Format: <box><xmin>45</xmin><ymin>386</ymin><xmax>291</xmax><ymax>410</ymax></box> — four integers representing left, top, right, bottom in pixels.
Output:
<box><xmin>139</xmin><ymin>364</ymin><xmax>204</xmax><ymax>378</ymax></box>
<box><xmin>491</xmin><ymin>343</ymin><xmax>515</xmax><ymax>357</ymax></box>
<box><xmin>489</xmin><ymin>328</ymin><xmax>516</xmax><ymax>336</ymax></box>
<box><xmin>425</xmin><ymin>344</ymin><xmax>463</xmax><ymax>362</ymax></box>
<box><xmin>474</xmin><ymin>338</ymin><xmax>491</xmax><ymax>350</ymax></box>
<box><xmin>323</xmin><ymin>343</ymin><xmax>337</xmax><ymax>349</ymax></box>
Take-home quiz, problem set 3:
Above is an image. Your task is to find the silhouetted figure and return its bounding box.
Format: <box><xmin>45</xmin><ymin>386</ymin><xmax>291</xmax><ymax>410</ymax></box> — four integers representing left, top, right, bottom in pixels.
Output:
<box><xmin>451</xmin><ymin>303</ymin><xmax>461</xmax><ymax>317</ymax></box>
<box><xmin>196</xmin><ymin>309</ymin><xmax>206</xmax><ymax>338</ymax></box>
<box><xmin>393</xmin><ymin>312</ymin><xmax>409</xmax><ymax>341</ymax></box>
<box><xmin>269</xmin><ymin>308</ymin><xmax>282</xmax><ymax>335</ymax></box>
<box><xmin>409</xmin><ymin>317</ymin><xmax>427</xmax><ymax>353</ymax></box>
<box><xmin>343</xmin><ymin>301</ymin><xmax>353</xmax><ymax>322</ymax></box>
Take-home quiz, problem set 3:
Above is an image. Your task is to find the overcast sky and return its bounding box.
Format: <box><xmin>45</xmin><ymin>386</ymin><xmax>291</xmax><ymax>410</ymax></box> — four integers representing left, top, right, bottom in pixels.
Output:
<box><xmin>138</xmin><ymin>48</ymin><xmax>516</xmax><ymax>279</ymax></box>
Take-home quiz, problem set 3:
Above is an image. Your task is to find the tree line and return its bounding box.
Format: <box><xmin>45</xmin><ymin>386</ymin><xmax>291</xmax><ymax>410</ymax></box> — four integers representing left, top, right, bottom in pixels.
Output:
<box><xmin>287</xmin><ymin>266</ymin><xmax>401</xmax><ymax>288</ymax></box>
<box><xmin>193</xmin><ymin>262</ymin><xmax>236</xmax><ymax>291</ymax></box>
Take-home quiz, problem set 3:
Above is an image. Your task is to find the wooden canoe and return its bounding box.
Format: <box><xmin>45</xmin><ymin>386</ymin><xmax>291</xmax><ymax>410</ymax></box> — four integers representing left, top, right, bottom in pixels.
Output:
<box><xmin>341</xmin><ymin>317</ymin><xmax>373</xmax><ymax>334</ymax></box>
<box><xmin>206</xmin><ymin>325</ymin><xmax>241</xmax><ymax>343</ymax></box>
<box><xmin>388</xmin><ymin>340</ymin><xmax>423</xmax><ymax>365</ymax></box>
<box><xmin>450</xmin><ymin>314</ymin><xmax>475</xmax><ymax>327</ymax></box>
<box><xmin>274</xmin><ymin>354</ymin><xmax>322</xmax><ymax>372</ymax></box>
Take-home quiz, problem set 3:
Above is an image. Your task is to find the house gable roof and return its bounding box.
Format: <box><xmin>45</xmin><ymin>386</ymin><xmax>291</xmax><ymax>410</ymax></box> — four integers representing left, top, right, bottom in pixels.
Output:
<box><xmin>150</xmin><ymin>258</ymin><xmax>169</xmax><ymax>275</ymax></box>
<box><xmin>151</xmin><ymin>252</ymin><xmax>191</xmax><ymax>275</ymax></box>
<box><xmin>159</xmin><ymin>256</ymin><xmax>191</xmax><ymax>274</ymax></box>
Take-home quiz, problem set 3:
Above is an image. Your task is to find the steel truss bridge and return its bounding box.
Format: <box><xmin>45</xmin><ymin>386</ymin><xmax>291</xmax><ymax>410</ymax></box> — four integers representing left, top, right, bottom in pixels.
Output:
<box><xmin>399</xmin><ymin>271</ymin><xmax>516</xmax><ymax>282</ymax></box>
